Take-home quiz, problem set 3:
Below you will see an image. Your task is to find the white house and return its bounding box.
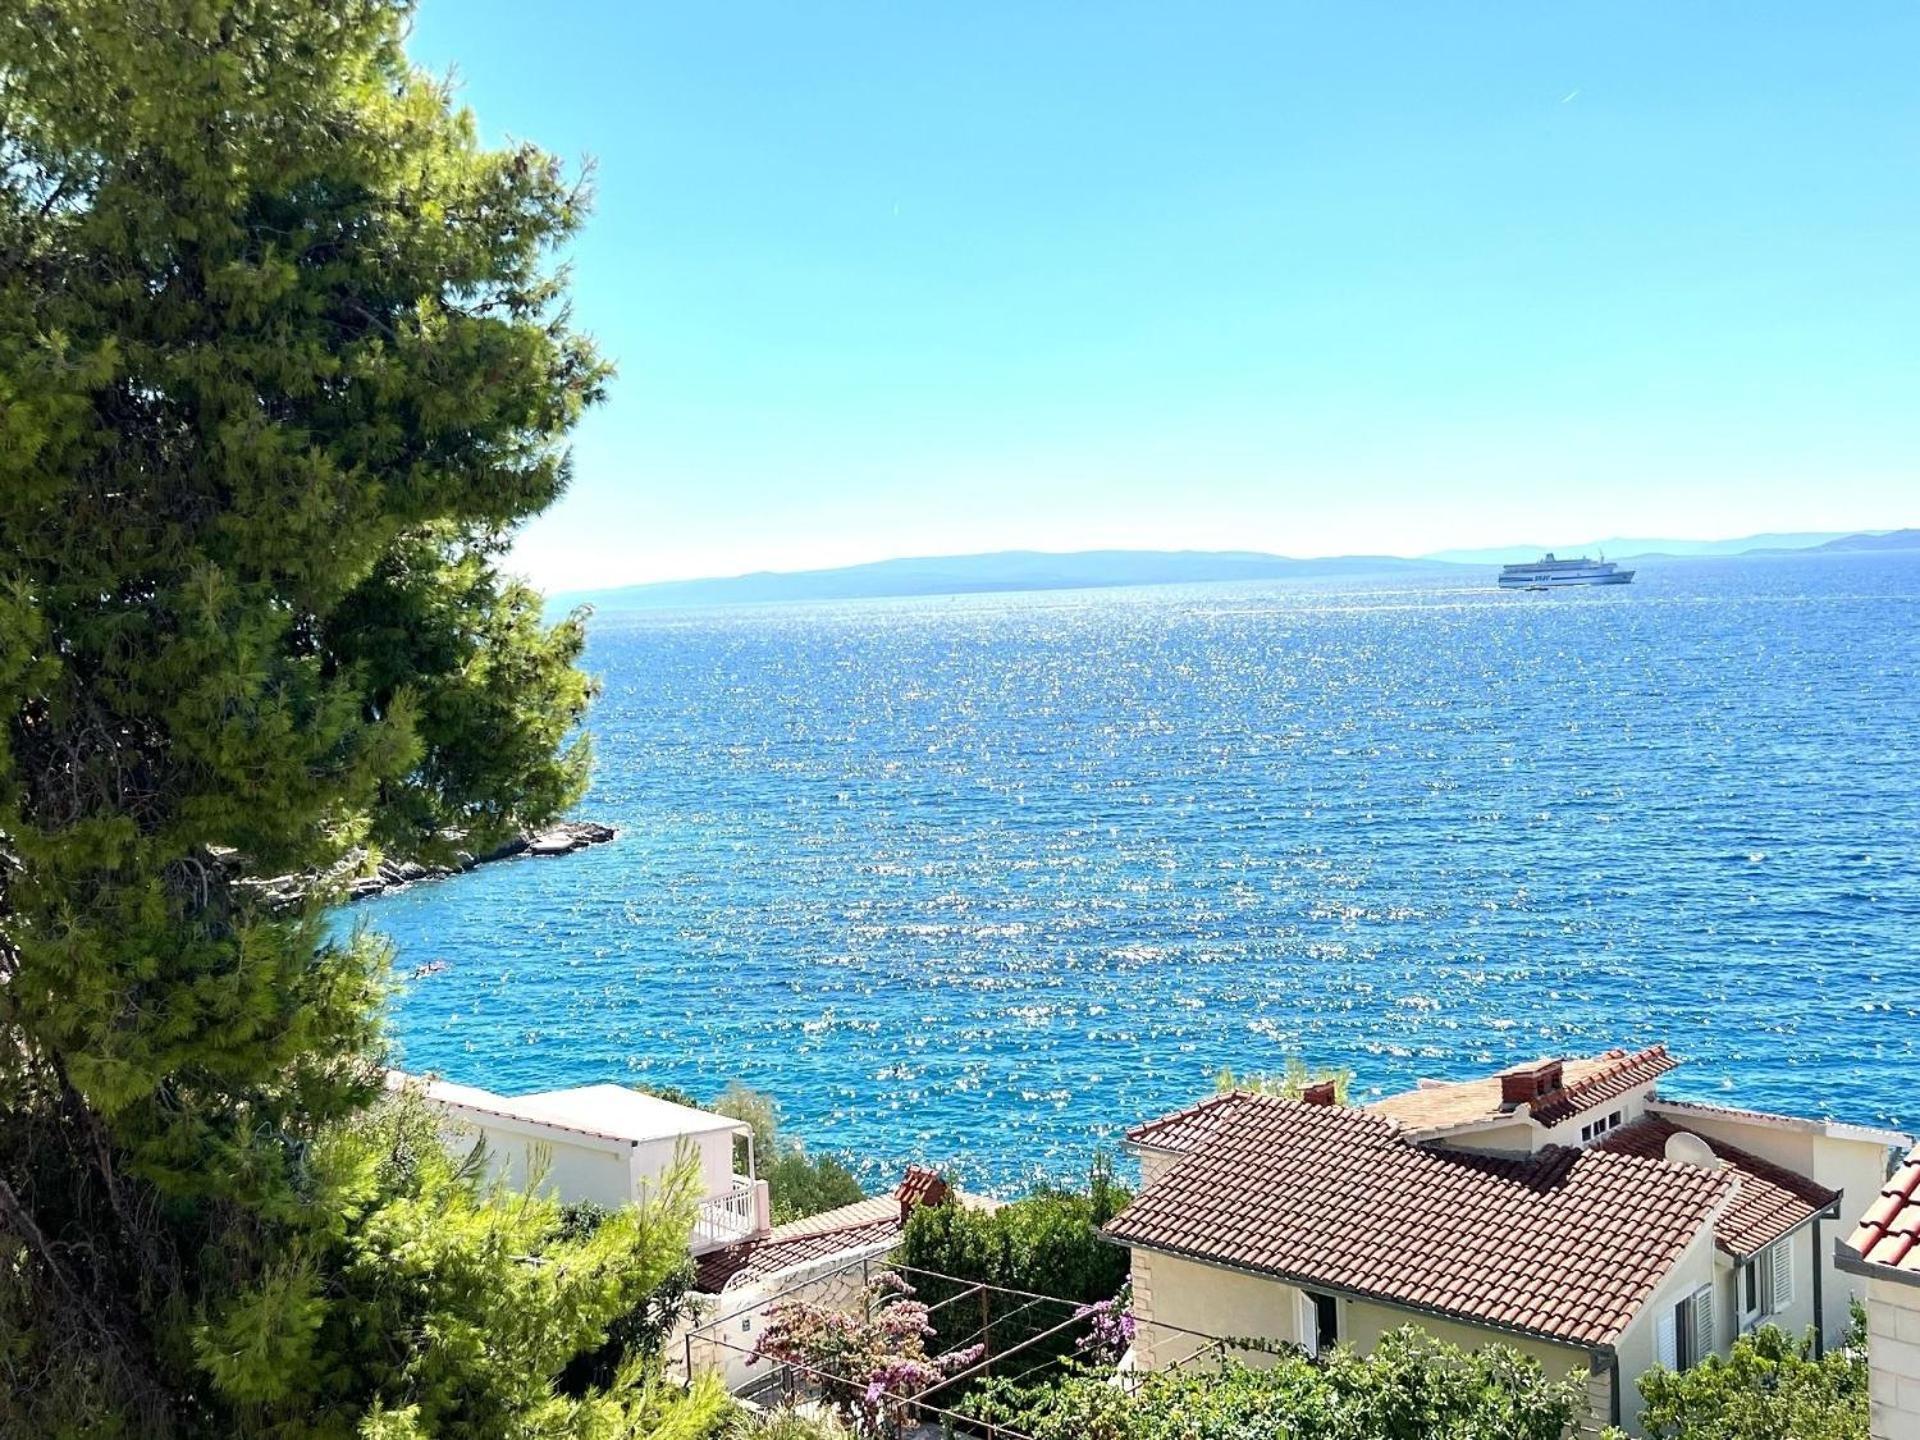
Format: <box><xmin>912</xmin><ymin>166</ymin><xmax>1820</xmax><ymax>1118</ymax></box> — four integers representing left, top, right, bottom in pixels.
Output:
<box><xmin>389</xmin><ymin>1070</ymin><xmax>771</xmax><ymax>1252</ymax></box>
<box><xmin>1108</xmin><ymin>1045</ymin><xmax>1906</xmax><ymax>1436</ymax></box>
<box><xmin>1841</xmin><ymin>1142</ymin><xmax>1920</xmax><ymax>1440</ymax></box>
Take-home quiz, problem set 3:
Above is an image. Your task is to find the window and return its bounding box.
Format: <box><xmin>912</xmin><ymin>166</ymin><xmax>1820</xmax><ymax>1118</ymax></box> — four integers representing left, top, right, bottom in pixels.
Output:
<box><xmin>1658</xmin><ymin>1284</ymin><xmax>1715</xmax><ymax>1371</ymax></box>
<box><xmin>1300</xmin><ymin>1291</ymin><xmax>1339</xmax><ymax>1357</ymax></box>
<box><xmin>1739</xmin><ymin>1258</ymin><xmax>1762</xmax><ymax>1330</ymax></box>
<box><xmin>1578</xmin><ymin>1111</ymin><xmax>1625</xmax><ymax>1144</ymax></box>
<box><xmin>1761</xmin><ymin>1238</ymin><xmax>1794</xmax><ymax>1314</ymax></box>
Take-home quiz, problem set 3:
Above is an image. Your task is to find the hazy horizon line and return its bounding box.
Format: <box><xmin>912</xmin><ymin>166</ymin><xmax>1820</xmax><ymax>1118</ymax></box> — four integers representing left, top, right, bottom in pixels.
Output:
<box><xmin>541</xmin><ymin>524</ymin><xmax>1909</xmax><ymax>599</ymax></box>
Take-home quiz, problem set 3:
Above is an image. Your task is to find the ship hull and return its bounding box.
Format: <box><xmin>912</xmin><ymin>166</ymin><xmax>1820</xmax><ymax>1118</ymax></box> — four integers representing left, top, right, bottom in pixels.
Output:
<box><xmin>1498</xmin><ymin>569</ymin><xmax>1634</xmax><ymax>588</ymax></box>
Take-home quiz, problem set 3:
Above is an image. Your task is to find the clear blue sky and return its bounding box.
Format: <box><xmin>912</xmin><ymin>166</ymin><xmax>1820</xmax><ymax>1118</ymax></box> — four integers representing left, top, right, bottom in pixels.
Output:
<box><xmin>409</xmin><ymin>1</ymin><xmax>1919</xmax><ymax>589</ymax></box>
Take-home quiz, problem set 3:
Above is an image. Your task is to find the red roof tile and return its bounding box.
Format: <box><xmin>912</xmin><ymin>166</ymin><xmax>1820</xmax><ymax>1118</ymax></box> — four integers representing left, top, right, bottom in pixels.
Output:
<box><xmin>1530</xmin><ymin>1045</ymin><xmax>1678</xmax><ymax>1125</ymax></box>
<box><xmin>1106</xmin><ymin>1094</ymin><xmax>1731</xmax><ymax>1348</ymax></box>
<box><xmin>1370</xmin><ymin>1046</ymin><xmax>1677</xmax><ymax>1136</ymax></box>
<box><xmin>1125</xmin><ymin>1091</ymin><xmax>1259</xmax><ymax>1151</ymax></box>
<box><xmin>695</xmin><ymin>1215</ymin><xmax>901</xmax><ymax>1294</ymax></box>
<box><xmin>1595</xmin><ymin>1115</ymin><xmax>1838</xmax><ymax>1257</ymax></box>
<box><xmin>1847</xmin><ymin>1145</ymin><xmax>1920</xmax><ymax>1278</ymax></box>
<box><xmin>895</xmin><ymin>1165</ymin><xmax>950</xmax><ymax>1211</ymax></box>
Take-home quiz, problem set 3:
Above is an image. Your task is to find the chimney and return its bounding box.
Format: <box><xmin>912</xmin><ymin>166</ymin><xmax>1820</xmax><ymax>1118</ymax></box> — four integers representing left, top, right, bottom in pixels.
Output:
<box><xmin>893</xmin><ymin>1165</ymin><xmax>950</xmax><ymax>1225</ymax></box>
<box><xmin>1500</xmin><ymin>1059</ymin><xmax>1564</xmax><ymax>1107</ymax></box>
<box><xmin>1301</xmin><ymin>1080</ymin><xmax>1338</xmax><ymax>1106</ymax></box>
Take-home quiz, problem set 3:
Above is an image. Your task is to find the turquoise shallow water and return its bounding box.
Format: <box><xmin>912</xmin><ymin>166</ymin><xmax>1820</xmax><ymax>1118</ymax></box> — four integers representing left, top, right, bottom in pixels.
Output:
<box><xmin>346</xmin><ymin>553</ymin><xmax>1920</xmax><ymax>1190</ymax></box>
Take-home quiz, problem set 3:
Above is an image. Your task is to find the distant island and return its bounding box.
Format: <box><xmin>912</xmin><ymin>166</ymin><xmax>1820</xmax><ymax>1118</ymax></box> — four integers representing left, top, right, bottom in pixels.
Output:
<box><xmin>556</xmin><ymin>529</ymin><xmax>1918</xmax><ymax>612</ymax></box>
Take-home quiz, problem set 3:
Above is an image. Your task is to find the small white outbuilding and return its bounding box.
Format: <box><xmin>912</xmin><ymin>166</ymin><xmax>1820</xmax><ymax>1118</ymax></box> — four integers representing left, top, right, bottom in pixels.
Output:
<box><xmin>388</xmin><ymin>1070</ymin><xmax>771</xmax><ymax>1251</ymax></box>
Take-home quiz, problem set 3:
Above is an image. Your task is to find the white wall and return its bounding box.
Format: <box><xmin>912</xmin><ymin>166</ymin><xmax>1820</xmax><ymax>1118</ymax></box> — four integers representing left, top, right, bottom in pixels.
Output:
<box><xmin>1658</xmin><ymin>1108</ymin><xmax>1893</xmax><ymax>1345</ymax></box>
<box><xmin>634</xmin><ymin>1132</ymin><xmax>735</xmax><ymax>1201</ymax></box>
<box><xmin>445</xmin><ymin>1116</ymin><xmax>636</xmax><ymax>1210</ymax></box>
<box><xmin>675</xmin><ymin>1243</ymin><xmax>896</xmax><ymax>1390</ymax></box>
<box><xmin>1136</xmin><ymin>1149</ymin><xmax>1179</xmax><ymax>1190</ymax></box>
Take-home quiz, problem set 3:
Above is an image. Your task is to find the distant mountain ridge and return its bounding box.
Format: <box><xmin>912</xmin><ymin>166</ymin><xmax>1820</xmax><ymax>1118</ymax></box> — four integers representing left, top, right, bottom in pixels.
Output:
<box><xmin>560</xmin><ymin>549</ymin><xmax>1462</xmax><ymax>612</ymax></box>
<box><xmin>1423</xmin><ymin>531</ymin><xmax>1881</xmax><ymax>565</ymax></box>
<box><xmin>1807</xmin><ymin>527</ymin><xmax>1920</xmax><ymax>553</ymax></box>
<box><xmin>555</xmin><ymin>529</ymin><xmax>1915</xmax><ymax>612</ymax></box>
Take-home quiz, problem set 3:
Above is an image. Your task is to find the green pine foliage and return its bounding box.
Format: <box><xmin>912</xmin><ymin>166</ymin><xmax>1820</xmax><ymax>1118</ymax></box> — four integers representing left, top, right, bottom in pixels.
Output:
<box><xmin>0</xmin><ymin>2</ymin><xmax>717</xmax><ymax>1435</ymax></box>
<box><xmin>1214</xmin><ymin>1056</ymin><xmax>1354</xmax><ymax>1102</ymax></box>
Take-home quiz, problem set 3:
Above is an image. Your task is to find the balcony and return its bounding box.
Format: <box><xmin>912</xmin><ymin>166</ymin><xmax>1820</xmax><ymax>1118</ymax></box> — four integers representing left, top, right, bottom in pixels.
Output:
<box><xmin>692</xmin><ymin>1175</ymin><xmax>768</xmax><ymax>1253</ymax></box>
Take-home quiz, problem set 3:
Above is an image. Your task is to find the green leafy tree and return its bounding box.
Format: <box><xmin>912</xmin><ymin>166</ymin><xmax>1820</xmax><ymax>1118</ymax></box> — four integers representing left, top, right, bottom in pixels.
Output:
<box><xmin>900</xmin><ymin>1158</ymin><xmax>1131</xmax><ymax>1372</ymax></box>
<box><xmin>1617</xmin><ymin>1316</ymin><xmax>1868</xmax><ymax>1440</ymax></box>
<box><xmin>713</xmin><ymin>1083</ymin><xmax>866</xmax><ymax>1225</ymax></box>
<box><xmin>0</xmin><ymin>2</ymin><xmax>718</xmax><ymax>1435</ymax></box>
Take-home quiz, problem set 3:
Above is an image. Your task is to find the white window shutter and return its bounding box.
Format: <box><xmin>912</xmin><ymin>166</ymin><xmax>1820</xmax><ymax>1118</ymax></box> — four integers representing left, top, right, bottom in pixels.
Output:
<box><xmin>1656</xmin><ymin>1309</ymin><xmax>1678</xmax><ymax>1369</ymax></box>
<box><xmin>1691</xmin><ymin>1284</ymin><xmax>1716</xmax><ymax>1363</ymax></box>
<box><xmin>1768</xmin><ymin>1239</ymin><xmax>1794</xmax><ymax>1313</ymax></box>
<box><xmin>1297</xmin><ymin>1292</ymin><xmax>1318</xmax><ymax>1357</ymax></box>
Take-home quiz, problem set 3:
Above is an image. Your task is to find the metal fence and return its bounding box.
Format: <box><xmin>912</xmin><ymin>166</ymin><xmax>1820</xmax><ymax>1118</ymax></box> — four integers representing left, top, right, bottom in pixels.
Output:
<box><xmin>683</xmin><ymin>1252</ymin><xmax>1259</xmax><ymax>1439</ymax></box>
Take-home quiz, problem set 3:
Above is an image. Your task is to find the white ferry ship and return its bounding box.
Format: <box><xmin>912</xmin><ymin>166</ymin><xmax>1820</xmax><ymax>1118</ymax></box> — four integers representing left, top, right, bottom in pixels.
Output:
<box><xmin>1498</xmin><ymin>553</ymin><xmax>1634</xmax><ymax>589</ymax></box>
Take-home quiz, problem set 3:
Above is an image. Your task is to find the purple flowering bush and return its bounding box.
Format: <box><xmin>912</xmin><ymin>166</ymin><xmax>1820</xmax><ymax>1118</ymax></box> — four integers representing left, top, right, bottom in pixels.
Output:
<box><xmin>751</xmin><ymin>1272</ymin><xmax>984</xmax><ymax>1435</ymax></box>
<box><xmin>1073</xmin><ymin>1285</ymin><xmax>1137</xmax><ymax>1364</ymax></box>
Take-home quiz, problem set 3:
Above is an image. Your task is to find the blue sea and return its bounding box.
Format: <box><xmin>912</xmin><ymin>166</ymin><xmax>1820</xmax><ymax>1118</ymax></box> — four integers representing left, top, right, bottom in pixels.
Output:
<box><xmin>346</xmin><ymin>553</ymin><xmax>1920</xmax><ymax>1191</ymax></box>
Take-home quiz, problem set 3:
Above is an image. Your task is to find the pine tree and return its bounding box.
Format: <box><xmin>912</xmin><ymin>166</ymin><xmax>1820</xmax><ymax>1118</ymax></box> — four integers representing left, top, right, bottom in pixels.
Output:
<box><xmin>0</xmin><ymin>3</ymin><xmax>718</xmax><ymax>1434</ymax></box>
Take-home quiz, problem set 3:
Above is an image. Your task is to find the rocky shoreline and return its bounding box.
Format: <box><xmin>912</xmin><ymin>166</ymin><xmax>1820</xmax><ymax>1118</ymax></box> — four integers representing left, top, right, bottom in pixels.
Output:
<box><xmin>233</xmin><ymin>820</ymin><xmax>617</xmax><ymax>909</ymax></box>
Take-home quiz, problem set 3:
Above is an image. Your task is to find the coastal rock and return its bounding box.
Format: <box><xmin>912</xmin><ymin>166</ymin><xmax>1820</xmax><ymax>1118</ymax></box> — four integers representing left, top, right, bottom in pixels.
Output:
<box><xmin>477</xmin><ymin>835</ymin><xmax>529</xmax><ymax>865</ymax></box>
<box><xmin>228</xmin><ymin>822</ymin><xmax>615</xmax><ymax>909</ymax></box>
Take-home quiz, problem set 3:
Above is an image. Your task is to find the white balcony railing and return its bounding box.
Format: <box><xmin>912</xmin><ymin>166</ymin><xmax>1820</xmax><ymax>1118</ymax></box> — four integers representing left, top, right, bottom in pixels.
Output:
<box><xmin>691</xmin><ymin>1177</ymin><xmax>759</xmax><ymax>1253</ymax></box>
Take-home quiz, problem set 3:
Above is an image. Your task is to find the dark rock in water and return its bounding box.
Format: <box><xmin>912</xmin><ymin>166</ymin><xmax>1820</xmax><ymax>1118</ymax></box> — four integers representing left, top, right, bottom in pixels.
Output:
<box><xmin>228</xmin><ymin>822</ymin><xmax>615</xmax><ymax>909</ymax></box>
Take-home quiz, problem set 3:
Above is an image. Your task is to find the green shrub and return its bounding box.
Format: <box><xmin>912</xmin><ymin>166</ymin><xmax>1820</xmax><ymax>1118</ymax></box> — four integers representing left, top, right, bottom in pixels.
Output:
<box><xmin>725</xmin><ymin>1407</ymin><xmax>851</xmax><ymax>1439</ymax></box>
<box><xmin>1620</xmin><ymin>1313</ymin><xmax>1867</xmax><ymax>1440</ymax></box>
<box><xmin>1214</xmin><ymin>1055</ymin><xmax>1354</xmax><ymax>1101</ymax></box>
<box><xmin>764</xmin><ymin>1149</ymin><xmax>868</xmax><ymax>1227</ymax></box>
<box><xmin>1005</xmin><ymin>1327</ymin><xmax>1583</xmax><ymax>1440</ymax></box>
<box><xmin>898</xmin><ymin>1157</ymin><xmax>1130</xmax><ymax>1379</ymax></box>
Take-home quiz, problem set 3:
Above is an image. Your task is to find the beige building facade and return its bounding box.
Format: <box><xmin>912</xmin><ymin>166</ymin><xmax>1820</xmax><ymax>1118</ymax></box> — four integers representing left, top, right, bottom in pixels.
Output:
<box><xmin>1111</xmin><ymin>1046</ymin><xmax>1905</xmax><ymax>1436</ymax></box>
<box><xmin>1842</xmin><ymin>1143</ymin><xmax>1920</xmax><ymax>1440</ymax></box>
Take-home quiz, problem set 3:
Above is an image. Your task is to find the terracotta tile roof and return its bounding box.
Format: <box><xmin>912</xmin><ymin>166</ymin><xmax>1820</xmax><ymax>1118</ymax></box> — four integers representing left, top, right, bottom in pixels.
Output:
<box><xmin>895</xmin><ymin>1166</ymin><xmax>950</xmax><ymax>1211</ymax></box>
<box><xmin>1595</xmin><ymin>1116</ymin><xmax>1839</xmax><ymax>1257</ymax></box>
<box><xmin>1106</xmin><ymin>1094</ymin><xmax>1732</xmax><ymax>1348</ymax></box>
<box><xmin>1368</xmin><ymin>1046</ymin><xmax>1676</xmax><ymax>1135</ymax></box>
<box><xmin>1125</xmin><ymin>1091</ymin><xmax>1260</xmax><ymax>1151</ymax></box>
<box><xmin>1846</xmin><ymin>1145</ymin><xmax>1920</xmax><ymax>1279</ymax></box>
<box><xmin>695</xmin><ymin>1214</ymin><xmax>900</xmax><ymax>1294</ymax></box>
<box><xmin>1530</xmin><ymin>1046</ymin><xmax>1677</xmax><ymax>1125</ymax></box>
<box><xmin>767</xmin><ymin>1195</ymin><xmax>901</xmax><ymax>1240</ymax></box>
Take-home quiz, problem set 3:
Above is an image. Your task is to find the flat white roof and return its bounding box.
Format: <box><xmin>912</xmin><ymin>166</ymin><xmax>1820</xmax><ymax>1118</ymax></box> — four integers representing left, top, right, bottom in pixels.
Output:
<box><xmin>389</xmin><ymin>1071</ymin><xmax>749</xmax><ymax>1147</ymax></box>
<box><xmin>1650</xmin><ymin>1096</ymin><xmax>1911</xmax><ymax>1149</ymax></box>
